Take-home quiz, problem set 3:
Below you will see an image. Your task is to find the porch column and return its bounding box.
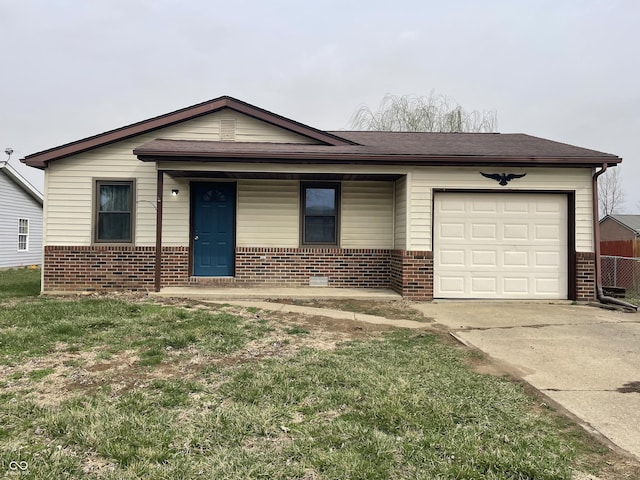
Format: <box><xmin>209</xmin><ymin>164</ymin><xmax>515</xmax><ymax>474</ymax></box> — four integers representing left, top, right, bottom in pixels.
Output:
<box><xmin>154</xmin><ymin>170</ymin><xmax>163</xmax><ymax>292</ymax></box>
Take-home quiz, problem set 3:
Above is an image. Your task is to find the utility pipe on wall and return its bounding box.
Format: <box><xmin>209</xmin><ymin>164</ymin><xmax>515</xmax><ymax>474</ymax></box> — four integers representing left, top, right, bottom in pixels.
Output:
<box><xmin>592</xmin><ymin>164</ymin><xmax>637</xmax><ymax>311</ymax></box>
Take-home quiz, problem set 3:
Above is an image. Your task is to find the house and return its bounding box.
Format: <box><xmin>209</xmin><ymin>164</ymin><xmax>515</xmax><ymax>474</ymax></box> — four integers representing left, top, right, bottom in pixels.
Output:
<box><xmin>22</xmin><ymin>96</ymin><xmax>621</xmax><ymax>300</ymax></box>
<box><xmin>0</xmin><ymin>162</ymin><xmax>43</xmax><ymax>268</ymax></box>
<box><xmin>599</xmin><ymin>214</ymin><xmax>640</xmax><ymax>257</ymax></box>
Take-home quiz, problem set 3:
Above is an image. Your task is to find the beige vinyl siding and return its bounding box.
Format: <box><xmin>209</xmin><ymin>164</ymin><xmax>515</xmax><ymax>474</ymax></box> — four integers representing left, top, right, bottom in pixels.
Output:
<box><xmin>341</xmin><ymin>181</ymin><xmax>394</xmax><ymax>248</ymax></box>
<box><xmin>44</xmin><ymin>109</ymin><xmax>321</xmax><ymax>246</ymax></box>
<box><xmin>236</xmin><ymin>180</ymin><xmax>299</xmax><ymax>247</ymax></box>
<box><xmin>158</xmin><ymin>161</ymin><xmax>407</xmax><ymax>176</ymax></box>
<box><xmin>408</xmin><ymin>167</ymin><xmax>594</xmax><ymax>252</ymax></box>
<box><xmin>160</xmin><ymin>110</ymin><xmax>321</xmax><ymax>143</ymax></box>
<box><xmin>394</xmin><ymin>176</ymin><xmax>407</xmax><ymax>249</ymax></box>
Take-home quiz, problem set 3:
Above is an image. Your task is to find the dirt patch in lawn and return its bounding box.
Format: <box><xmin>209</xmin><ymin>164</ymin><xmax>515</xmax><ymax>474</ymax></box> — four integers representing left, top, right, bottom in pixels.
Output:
<box><xmin>0</xmin><ymin>304</ymin><xmax>397</xmax><ymax>408</ymax></box>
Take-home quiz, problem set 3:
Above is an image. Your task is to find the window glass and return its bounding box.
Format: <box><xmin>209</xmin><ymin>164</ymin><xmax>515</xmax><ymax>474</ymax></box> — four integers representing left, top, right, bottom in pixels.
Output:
<box><xmin>305</xmin><ymin>188</ymin><xmax>336</xmax><ymax>215</ymax></box>
<box><xmin>96</xmin><ymin>182</ymin><xmax>133</xmax><ymax>242</ymax></box>
<box><xmin>302</xmin><ymin>184</ymin><xmax>339</xmax><ymax>245</ymax></box>
<box><xmin>18</xmin><ymin>218</ymin><xmax>28</xmax><ymax>251</ymax></box>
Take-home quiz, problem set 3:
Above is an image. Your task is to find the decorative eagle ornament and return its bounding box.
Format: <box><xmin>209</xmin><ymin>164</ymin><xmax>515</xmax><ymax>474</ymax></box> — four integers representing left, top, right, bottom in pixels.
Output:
<box><xmin>480</xmin><ymin>172</ymin><xmax>527</xmax><ymax>186</ymax></box>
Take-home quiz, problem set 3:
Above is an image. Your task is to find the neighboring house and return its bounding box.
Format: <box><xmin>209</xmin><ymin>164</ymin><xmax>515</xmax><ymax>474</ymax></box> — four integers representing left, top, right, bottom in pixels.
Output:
<box><xmin>0</xmin><ymin>162</ymin><xmax>43</xmax><ymax>268</ymax></box>
<box><xmin>22</xmin><ymin>96</ymin><xmax>621</xmax><ymax>300</ymax></box>
<box><xmin>599</xmin><ymin>214</ymin><xmax>640</xmax><ymax>257</ymax></box>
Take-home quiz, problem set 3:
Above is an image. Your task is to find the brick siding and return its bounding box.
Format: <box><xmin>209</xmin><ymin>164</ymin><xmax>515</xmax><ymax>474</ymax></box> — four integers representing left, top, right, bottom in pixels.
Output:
<box><xmin>390</xmin><ymin>250</ymin><xmax>434</xmax><ymax>300</ymax></box>
<box><xmin>576</xmin><ymin>251</ymin><xmax>596</xmax><ymax>301</ymax></box>
<box><xmin>43</xmin><ymin>246</ymin><xmax>189</xmax><ymax>292</ymax></box>
<box><xmin>234</xmin><ymin>247</ymin><xmax>391</xmax><ymax>288</ymax></box>
<box><xmin>43</xmin><ymin>245</ymin><xmax>588</xmax><ymax>302</ymax></box>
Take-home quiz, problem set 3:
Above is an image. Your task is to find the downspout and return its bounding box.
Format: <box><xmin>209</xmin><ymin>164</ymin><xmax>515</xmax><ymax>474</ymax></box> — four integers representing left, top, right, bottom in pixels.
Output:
<box><xmin>592</xmin><ymin>164</ymin><xmax>637</xmax><ymax>311</ymax></box>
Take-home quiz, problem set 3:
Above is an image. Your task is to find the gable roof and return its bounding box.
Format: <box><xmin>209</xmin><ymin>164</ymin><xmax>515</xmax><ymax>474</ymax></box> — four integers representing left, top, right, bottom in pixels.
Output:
<box><xmin>21</xmin><ymin>96</ymin><xmax>357</xmax><ymax>168</ymax></box>
<box><xmin>0</xmin><ymin>162</ymin><xmax>43</xmax><ymax>205</ymax></box>
<box><xmin>22</xmin><ymin>95</ymin><xmax>622</xmax><ymax>169</ymax></box>
<box><xmin>600</xmin><ymin>214</ymin><xmax>640</xmax><ymax>235</ymax></box>
<box><xmin>133</xmin><ymin>132</ymin><xmax>620</xmax><ymax>167</ymax></box>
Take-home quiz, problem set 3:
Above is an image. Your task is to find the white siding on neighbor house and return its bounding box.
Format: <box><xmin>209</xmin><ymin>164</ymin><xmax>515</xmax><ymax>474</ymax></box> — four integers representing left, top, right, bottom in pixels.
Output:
<box><xmin>408</xmin><ymin>167</ymin><xmax>594</xmax><ymax>252</ymax></box>
<box><xmin>236</xmin><ymin>180</ymin><xmax>299</xmax><ymax>247</ymax></box>
<box><xmin>394</xmin><ymin>176</ymin><xmax>407</xmax><ymax>249</ymax></box>
<box><xmin>44</xmin><ymin>110</ymin><xmax>321</xmax><ymax>247</ymax></box>
<box><xmin>341</xmin><ymin>181</ymin><xmax>394</xmax><ymax>248</ymax></box>
<box><xmin>0</xmin><ymin>170</ymin><xmax>43</xmax><ymax>267</ymax></box>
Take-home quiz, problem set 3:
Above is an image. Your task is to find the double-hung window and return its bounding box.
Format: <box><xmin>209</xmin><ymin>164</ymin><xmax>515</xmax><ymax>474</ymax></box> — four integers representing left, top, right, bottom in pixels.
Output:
<box><xmin>301</xmin><ymin>182</ymin><xmax>340</xmax><ymax>245</ymax></box>
<box><xmin>17</xmin><ymin>219</ymin><xmax>29</xmax><ymax>251</ymax></box>
<box><xmin>95</xmin><ymin>180</ymin><xmax>134</xmax><ymax>243</ymax></box>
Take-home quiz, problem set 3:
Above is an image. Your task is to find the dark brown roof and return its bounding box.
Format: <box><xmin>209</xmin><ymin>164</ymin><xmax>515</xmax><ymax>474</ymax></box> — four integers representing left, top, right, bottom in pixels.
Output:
<box><xmin>22</xmin><ymin>96</ymin><xmax>356</xmax><ymax>168</ymax></box>
<box><xmin>22</xmin><ymin>95</ymin><xmax>622</xmax><ymax>169</ymax></box>
<box><xmin>133</xmin><ymin>132</ymin><xmax>620</xmax><ymax>167</ymax></box>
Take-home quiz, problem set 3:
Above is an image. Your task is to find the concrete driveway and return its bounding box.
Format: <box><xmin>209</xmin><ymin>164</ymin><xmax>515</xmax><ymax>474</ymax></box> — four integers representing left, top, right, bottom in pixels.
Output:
<box><xmin>415</xmin><ymin>302</ymin><xmax>640</xmax><ymax>460</ymax></box>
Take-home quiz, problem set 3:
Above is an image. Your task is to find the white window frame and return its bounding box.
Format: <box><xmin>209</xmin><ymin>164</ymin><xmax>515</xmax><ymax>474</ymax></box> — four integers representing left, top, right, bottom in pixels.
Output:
<box><xmin>18</xmin><ymin>218</ymin><xmax>29</xmax><ymax>252</ymax></box>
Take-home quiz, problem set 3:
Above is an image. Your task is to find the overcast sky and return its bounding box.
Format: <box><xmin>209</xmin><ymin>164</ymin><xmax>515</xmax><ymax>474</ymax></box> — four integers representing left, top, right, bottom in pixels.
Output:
<box><xmin>2</xmin><ymin>0</ymin><xmax>639</xmax><ymax>210</ymax></box>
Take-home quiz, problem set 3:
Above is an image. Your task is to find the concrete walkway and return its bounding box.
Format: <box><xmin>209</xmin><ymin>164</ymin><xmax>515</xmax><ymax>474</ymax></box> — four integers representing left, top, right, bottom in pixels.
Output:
<box><xmin>153</xmin><ymin>287</ymin><xmax>401</xmax><ymax>301</ymax></box>
<box><xmin>204</xmin><ymin>300</ymin><xmax>429</xmax><ymax>329</ymax></box>
<box><xmin>415</xmin><ymin>301</ymin><xmax>640</xmax><ymax>460</ymax></box>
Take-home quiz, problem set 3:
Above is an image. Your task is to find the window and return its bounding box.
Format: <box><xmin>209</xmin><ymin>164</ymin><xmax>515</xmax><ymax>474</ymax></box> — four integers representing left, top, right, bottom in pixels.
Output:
<box><xmin>95</xmin><ymin>180</ymin><xmax>134</xmax><ymax>243</ymax></box>
<box><xmin>301</xmin><ymin>183</ymin><xmax>340</xmax><ymax>245</ymax></box>
<box><xmin>17</xmin><ymin>218</ymin><xmax>29</xmax><ymax>251</ymax></box>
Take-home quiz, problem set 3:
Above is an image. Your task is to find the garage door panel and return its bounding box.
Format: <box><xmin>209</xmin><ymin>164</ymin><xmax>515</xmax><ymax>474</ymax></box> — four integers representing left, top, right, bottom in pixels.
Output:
<box><xmin>503</xmin><ymin>250</ymin><xmax>528</xmax><ymax>266</ymax></box>
<box><xmin>502</xmin><ymin>277</ymin><xmax>530</xmax><ymax>294</ymax></box>
<box><xmin>471</xmin><ymin>223</ymin><xmax>497</xmax><ymax>240</ymax></box>
<box><xmin>471</xmin><ymin>200</ymin><xmax>498</xmax><ymax>213</ymax></box>
<box><xmin>535</xmin><ymin>197</ymin><xmax>562</xmax><ymax>213</ymax></box>
<box><xmin>439</xmin><ymin>223</ymin><xmax>465</xmax><ymax>240</ymax></box>
<box><xmin>503</xmin><ymin>224</ymin><xmax>530</xmax><ymax>241</ymax></box>
<box><xmin>471</xmin><ymin>277</ymin><xmax>497</xmax><ymax>294</ymax></box>
<box><xmin>434</xmin><ymin>192</ymin><xmax>568</xmax><ymax>299</ymax></box>
<box><xmin>439</xmin><ymin>249</ymin><xmax>465</xmax><ymax>266</ymax></box>
<box><xmin>503</xmin><ymin>201</ymin><xmax>530</xmax><ymax>214</ymax></box>
<box><xmin>471</xmin><ymin>250</ymin><xmax>496</xmax><ymax>266</ymax></box>
<box><xmin>535</xmin><ymin>224</ymin><xmax>561</xmax><ymax>241</ymax></box>
<box><xmin>535</xmin><ymin>251</ymin><xmax>561</xmax><ymax>267</ymax></box>
<box><xmin>438</xmin><ymin>276</ymin><xmax>465</xmax><ymax>295</ymax></box>
<box><xmin>535</xmin><ymin>277</ymin><xmax>561</xmax><ymax>294</ymax></box>
<box><xmin>438</xmin><ymin>199</ymin><xmax>466</xmax><ymax>213</ymax></box>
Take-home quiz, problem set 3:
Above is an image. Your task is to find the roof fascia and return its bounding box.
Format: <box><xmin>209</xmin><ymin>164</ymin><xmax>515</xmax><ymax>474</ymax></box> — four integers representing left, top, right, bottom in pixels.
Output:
<box><xmin>134</xmin><ymin>150</ymin><xmax>618</xmax><ymax>167</ymax></box>
<box><xmin>21</xmin><ymin>96</ymin><xmax>356</xmax><ymax>168</ymax></box>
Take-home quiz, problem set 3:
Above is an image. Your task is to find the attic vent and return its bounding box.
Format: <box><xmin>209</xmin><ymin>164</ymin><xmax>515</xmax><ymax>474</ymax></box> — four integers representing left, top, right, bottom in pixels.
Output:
<box><xmin>220</xmin><ymin>118</ymin><xmax>236</xmax><ymax>141</ymax></box>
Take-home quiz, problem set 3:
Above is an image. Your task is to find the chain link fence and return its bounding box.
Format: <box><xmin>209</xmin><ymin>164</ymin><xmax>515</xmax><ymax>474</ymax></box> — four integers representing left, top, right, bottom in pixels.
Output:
<box><xmin>601</xmin><ymin>255</ymin><xmax>640</xmax><ymax>305</ymax></box>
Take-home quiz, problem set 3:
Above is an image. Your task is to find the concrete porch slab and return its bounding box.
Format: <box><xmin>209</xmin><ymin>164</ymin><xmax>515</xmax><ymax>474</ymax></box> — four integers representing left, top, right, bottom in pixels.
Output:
<box><xmin>150</xmin><ymin>287</ymin><xmax>402</xmax><ymax>301</ymax></box>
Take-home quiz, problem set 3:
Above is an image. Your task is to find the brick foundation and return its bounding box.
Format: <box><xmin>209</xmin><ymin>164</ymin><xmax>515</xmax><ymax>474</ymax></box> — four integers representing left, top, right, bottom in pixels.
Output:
<box><xmin>234</xmin><ymin>247</ymin><xmax>392</xmax><ymax>288</ymax></box>
<box><xmin>391</xmin><ymin>250</ymin><xmax>434</xmax><ymax>300</ymax></box>
<box><xmin>576</xmin><ymin>251</ymin><xmax>596</xmax><ymax>301</ymax></box>
<box><xmin>42</xmin><ymin>245</ymin><xmax>588</xmax><ymax>302</ymax></box>
<box><xmin>43</xmin><ymin>246</ymin><xmax>189</xmax><ymax>292</ymax></box>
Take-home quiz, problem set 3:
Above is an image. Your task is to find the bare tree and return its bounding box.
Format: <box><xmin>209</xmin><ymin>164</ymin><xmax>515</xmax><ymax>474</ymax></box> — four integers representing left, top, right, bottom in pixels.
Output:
<box><xmin>350</xmin><ymin>92</ymin><xmax>497</xmax><ymax>132</ymax></box>
<box><xmin>598</xmin><ymin>167</ymin><xmax>625</xmax><ymax>218</ymax></box>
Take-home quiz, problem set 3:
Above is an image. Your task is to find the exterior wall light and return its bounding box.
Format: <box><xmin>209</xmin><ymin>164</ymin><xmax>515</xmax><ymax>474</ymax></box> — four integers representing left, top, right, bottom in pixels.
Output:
<box><xmin>171</xmin><ymin>189</ymin><xmax>179</xmax><ymax>196</ymax></box>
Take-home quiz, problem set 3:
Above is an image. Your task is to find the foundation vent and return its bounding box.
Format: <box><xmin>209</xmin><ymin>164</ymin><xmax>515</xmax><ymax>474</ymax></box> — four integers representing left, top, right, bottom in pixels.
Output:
<box><xmin>309</xmin><ymin>276</ymin><xmax>329</xmax><ymax>287</ymax></box>
<box><xmin>220</xmin><ymin>118</ymin><xmax>236</xmax><ymax>141</ymax></box>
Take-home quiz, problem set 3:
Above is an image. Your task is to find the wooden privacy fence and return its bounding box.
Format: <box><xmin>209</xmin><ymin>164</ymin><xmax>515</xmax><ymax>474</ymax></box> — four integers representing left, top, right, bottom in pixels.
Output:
<box><xmin>600</xmin><ymin>239</ymin><xmax>640</xmax><ymax>257</ymax></box>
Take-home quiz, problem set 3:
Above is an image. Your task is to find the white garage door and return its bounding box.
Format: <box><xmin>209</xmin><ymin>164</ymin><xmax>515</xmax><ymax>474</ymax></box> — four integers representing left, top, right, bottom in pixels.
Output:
<box><xmin>434</xmin><ymin>192</ymin><xmax>568</xmax><ymax>299</ymax></box>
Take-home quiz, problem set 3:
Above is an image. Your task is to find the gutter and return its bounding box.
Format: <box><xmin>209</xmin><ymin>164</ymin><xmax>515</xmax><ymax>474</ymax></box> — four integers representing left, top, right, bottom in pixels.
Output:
<box><xmin>592</xmin><ymin>164</ymin><xmax>637</xmax><ymax>311</ymax></box>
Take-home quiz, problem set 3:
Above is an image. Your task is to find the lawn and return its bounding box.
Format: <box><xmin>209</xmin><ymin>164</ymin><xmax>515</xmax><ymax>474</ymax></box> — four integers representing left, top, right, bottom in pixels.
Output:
<box><xmin>0</xmin><ymin>269</ymin><xmax>637</xmax><ymax>479</ymax></box>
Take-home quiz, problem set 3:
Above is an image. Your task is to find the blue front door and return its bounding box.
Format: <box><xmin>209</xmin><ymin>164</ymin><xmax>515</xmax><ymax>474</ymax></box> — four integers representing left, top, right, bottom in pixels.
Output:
<box><xmin>192</xmin><ymin>183</ymin><xmax>235</xmax><ymax>276</ymax></box>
